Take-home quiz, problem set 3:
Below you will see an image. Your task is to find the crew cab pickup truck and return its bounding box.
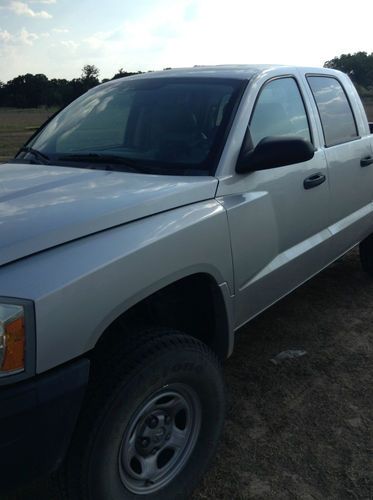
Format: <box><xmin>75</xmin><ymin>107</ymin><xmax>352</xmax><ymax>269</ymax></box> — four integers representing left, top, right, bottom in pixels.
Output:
<box><xmin>1</xmin><ymin>65</ymin><xmax>373</xmax><ymax>499</ymax></box>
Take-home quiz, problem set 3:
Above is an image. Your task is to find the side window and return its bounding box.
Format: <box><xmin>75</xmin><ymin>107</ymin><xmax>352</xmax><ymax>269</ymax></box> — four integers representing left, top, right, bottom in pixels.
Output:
<box><xmin>250</xmin><ymin>77</ymin><xmax>311</xmax><ymax>147</ymax></box>
<box><xmin>307</xmin><ymin>76</ymin><xmax>358</xmax><ymax>147</ymax></box>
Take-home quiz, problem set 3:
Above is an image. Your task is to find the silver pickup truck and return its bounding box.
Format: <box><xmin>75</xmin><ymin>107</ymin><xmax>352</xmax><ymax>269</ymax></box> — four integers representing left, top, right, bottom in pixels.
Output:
<box><xmin>1</xmin><ymin>65</ymin><xmax>373</xmax><ymax>499</ymax></box>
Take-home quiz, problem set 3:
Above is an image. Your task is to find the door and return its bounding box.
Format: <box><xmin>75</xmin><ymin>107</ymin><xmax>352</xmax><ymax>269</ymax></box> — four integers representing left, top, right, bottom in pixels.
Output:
<box><xmin>306</xmin><ymin>75</ymin><xmax>373</xmax><ymax>255</ymax></box>
<box><xmin>216</xmin><ymin>76</ymin><xmax>332</xmax><ymax>329</ymax></box>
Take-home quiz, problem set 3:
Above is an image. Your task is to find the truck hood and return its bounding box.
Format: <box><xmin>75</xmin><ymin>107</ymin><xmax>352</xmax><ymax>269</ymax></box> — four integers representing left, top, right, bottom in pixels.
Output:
<box><xmin>0</xmin><ymin>163</ymin><xmax>218</xmax><ymax>266</ymax></box>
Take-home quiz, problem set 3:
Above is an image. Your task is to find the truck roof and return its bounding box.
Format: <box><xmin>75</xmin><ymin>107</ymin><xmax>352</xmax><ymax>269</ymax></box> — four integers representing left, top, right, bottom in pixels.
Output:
<box><xmin>105</xmin><ymin>64</ymin><xmax>340</xmax><ymax>83</ymax></box>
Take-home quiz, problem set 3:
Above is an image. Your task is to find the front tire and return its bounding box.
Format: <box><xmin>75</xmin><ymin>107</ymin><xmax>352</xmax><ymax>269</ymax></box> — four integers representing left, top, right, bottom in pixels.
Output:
<box><xmin>61</xmin><ymin>329</ymin><xmax>225</xmax><ymax>500</ymax></box>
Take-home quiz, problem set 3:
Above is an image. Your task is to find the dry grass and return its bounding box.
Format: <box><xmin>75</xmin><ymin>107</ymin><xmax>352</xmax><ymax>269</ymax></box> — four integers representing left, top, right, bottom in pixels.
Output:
<box><xmin>0</xmin><ymin>108</ymin><xmax>57</xmax><ymax>162</ymax></box>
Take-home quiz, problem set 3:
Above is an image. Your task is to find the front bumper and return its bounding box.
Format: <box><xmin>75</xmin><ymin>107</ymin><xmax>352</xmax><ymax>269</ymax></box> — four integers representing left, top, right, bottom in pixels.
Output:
<box><xmin>0</xmin><ymin>358</ymin><xmax>90</xmax><ymax>493</ymax></box>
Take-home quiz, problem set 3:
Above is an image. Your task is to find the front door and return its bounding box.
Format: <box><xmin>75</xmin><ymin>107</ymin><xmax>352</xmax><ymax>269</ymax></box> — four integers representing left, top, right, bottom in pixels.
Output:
<box><xmin>216</xmin><ymin>75</ymin><xmax>331</xmax><ymax>329</ymax></box>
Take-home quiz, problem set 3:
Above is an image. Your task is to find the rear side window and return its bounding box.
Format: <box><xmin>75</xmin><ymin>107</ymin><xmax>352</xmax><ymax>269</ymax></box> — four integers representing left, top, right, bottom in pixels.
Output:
<box><xmin>250</xmin><ymin>77</ymin><xmax>311</xmax><ymax>147</ymax></box>
<box><xmin>307</xmin><ymin>76</ymin><xmax>358</xmax><ymax>147</ymax></box>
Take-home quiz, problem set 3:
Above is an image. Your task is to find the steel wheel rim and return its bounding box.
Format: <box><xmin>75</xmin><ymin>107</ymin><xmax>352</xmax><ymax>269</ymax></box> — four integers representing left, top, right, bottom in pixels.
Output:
<box><xmin>118</xmin><ymin>383</ymin><xmax>201</xmax><ymax>495</ymax></box>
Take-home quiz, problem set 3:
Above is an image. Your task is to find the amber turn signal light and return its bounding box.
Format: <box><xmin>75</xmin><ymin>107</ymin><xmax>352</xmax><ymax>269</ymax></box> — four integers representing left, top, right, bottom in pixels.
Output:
<box><xmin>0</xmin><ymin>304</ymin><xmax>25</xmax><ymax>375</ymax></box>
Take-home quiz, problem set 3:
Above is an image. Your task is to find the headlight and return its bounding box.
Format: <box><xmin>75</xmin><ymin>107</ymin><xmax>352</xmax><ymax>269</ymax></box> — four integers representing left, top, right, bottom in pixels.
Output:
<box><xmin>0</xmin><ymin>303</ymin><xmax>25</xmax><ymax>376</ymax></box>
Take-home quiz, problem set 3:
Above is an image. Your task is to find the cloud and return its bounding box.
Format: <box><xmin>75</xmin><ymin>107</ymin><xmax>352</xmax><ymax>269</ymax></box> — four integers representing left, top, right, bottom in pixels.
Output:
<box><xmin>80</xmin><ymin>1</ymin><xmax>206</xmax><ymax>71</ymax></box>
<box><xmin>83</xmin><ymin>32</ymin><xmax>109</xmax><ymax>51</ymax></box>
<box><xmin>30</xmin><ymin>0</ymin><xmax>56</xmax><ymax>3</ymax></box>
<box><xmin>53</xmin><ymin>28</ymin><xmax>69</xmax><ymax>33</ymax></box>
<box><xmin>19</xmin><ymin>27</ymin><xmax>39</xmax><ymax>45</ymax></box>
<box><xmin>82</xmin><ymin>2</ymin><xmax>192</xmax><ymax>54</ymax></box>
<box><xmin>8</xmin><ymin>1</ymin><xmax>52</xmax><ymax>18</ymax></box>
<box><xmin>0</xmin><ymin>27</ymin><xmax>40</xmax><ymax>46</ymax></box>
<box><xmin>61</xmin><ymin>40</ymin><xmax>79</xmax><ymax>51</ymax></box>
<box><xmin>0</xmin><ymin>30</ymin><xmax>12</xmax><ymax>43</ymax></box>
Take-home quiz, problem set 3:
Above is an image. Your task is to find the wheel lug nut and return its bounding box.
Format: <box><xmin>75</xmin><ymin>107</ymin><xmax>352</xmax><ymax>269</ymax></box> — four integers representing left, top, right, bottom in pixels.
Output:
<box><xmin>140</xmin><ymin>437</ymin><xmax>150</xmax><ymax>447</ymax></box>
<box><xmin>147</xmin><ymin>416</ymin><xmax>159</xmax><ymax>429</ymax></box>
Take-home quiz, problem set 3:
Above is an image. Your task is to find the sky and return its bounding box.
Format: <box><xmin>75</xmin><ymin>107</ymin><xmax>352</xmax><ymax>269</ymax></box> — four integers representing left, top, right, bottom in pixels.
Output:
<box><xmin>0</xmin><ymin>0</ymin><xmax>372</xmax><ymax>82</ymax></box>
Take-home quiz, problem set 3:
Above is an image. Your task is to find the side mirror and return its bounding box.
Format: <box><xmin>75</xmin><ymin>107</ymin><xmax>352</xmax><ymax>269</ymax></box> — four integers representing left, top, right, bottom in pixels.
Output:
<box><xmin>236</xmin><ymin>136</ymin><xmax>315</xmax><ymax>174</ymax></box>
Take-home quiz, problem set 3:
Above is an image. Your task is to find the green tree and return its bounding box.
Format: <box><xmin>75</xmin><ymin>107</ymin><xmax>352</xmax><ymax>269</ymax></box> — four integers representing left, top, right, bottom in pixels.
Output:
<box><xmin>112</xmin><ymin>68</ymin><xmax>142</xmax><ymax>80</ymax></box>
<box><xmin>3</xmin><ymin>73</ymin><xmax>49</xmax><ymax>107</ymax></box>
<box><xmin>0</xmin><ymin>64</ymin><xmax>151</xmax><ymax>108</ymax></box>
<box><xmin>80</xmin><ymin>64</ymin><xmax>100</xmax><ymax>93</ymax></box>
<box><xmin>324</xmin><ymin>52</ymin><xmax>373</xmax><ymax>88</ymax></box>
<box><xmin>81</xmin><ymin>64</ymin><xmax>100</xmax><ymax>81</ymax></box>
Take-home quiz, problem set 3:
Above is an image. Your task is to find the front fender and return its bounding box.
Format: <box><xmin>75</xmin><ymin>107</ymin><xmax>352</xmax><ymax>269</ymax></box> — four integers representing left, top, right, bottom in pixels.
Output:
<box><xmin>0</xmin><ymin>200</ymin><xmax>234</xmax><ymax>373</ymax></box>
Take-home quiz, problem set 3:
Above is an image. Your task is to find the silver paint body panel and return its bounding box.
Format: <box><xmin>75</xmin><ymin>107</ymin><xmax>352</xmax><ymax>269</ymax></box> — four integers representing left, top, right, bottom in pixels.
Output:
<box><xmin>0</xmin><ymin>163</ymin><xmax>217</xmax><ymax>266</ymax></box>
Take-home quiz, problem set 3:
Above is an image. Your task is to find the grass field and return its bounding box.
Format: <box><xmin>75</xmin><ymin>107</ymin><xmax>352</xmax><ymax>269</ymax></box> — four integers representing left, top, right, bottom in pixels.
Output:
<box><xmin>0</xmin><ymin>107</ymin><xmax>57</xmax><ymax>163</ymax></box>
<box><xmin>1</xmin><ymin>107</ymin><xmax>373</xmax><ymax>499</ymax></box>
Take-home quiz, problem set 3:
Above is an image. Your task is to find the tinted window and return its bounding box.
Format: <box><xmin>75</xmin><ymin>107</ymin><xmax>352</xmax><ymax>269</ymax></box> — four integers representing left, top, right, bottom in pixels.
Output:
<box><xmin>250</xmin><ymin>77</ymin><xmax>311</xmax><ymax>147</ymax></box>
<box><xmin>307</xmin><ymin>76</ymin><xmax>358</xmax><ymax>147</ymax></box>
<box><xmin>26</xmin><ymin>77</ymin><xmax>245</xmax><ymax>175</ymax></box>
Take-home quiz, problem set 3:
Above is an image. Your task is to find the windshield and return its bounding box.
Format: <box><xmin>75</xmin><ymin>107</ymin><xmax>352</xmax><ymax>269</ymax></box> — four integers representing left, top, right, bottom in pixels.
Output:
<box><xmin>22</xmin><ymin>77</ymin><xmax>246</xmax><ymax>175</ymax></box>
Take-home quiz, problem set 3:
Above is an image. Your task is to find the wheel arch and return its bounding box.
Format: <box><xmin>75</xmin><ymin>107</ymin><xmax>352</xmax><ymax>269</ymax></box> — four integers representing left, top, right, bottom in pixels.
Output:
<box><xmin>91</xmin><ymin>271</ymin><xmax>234</xmax><ymax>361</ymax></box>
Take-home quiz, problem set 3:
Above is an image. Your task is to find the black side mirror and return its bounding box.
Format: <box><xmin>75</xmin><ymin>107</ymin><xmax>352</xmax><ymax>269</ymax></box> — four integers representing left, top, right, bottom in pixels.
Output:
<box><xmin>236</xmin><ymin>135</ymin><xmax>315</xmax><ymax>174</ymax></box>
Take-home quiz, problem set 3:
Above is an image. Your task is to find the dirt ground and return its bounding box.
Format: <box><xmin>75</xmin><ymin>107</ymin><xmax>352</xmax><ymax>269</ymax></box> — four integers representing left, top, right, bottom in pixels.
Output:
<box><xmin>3</xmin><ymin>252</ymin><xmax>372</xmax><ymax>500</ymax></box>
<box><xmin>194</xmin><ymin>248</ymin><xmax>373</xmax><ymax>500</ymax></box>
<box><xmin>1</xmin><ymin>106</ymin><xmax>372</xmax><ymax>499</ymax></box>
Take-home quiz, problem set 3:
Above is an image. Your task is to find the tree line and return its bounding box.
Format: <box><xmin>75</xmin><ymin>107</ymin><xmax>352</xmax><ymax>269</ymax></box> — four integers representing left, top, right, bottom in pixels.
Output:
<box><xmin>1</xmin><ymin>52</ymin><xmax>373</xmax><ymax>109</ymax></box>
<box><xmin>324</xmin><ymin>51</ymin><xmax>373</xmax><ymax>97</ymax></box>
<box><xmin>0</xmin><ymin>65</ymin><xmax>142</xmax><ymax>108</ymax></box>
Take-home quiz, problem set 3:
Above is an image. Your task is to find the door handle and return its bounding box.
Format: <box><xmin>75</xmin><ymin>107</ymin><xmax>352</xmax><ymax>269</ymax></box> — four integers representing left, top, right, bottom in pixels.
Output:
<box><xmin>303</xmin><ymin>172</ymin><xmax>326</xmax><ymax>190</ymax></box>
<box><xmin>360</xmin><ymin>156</ymin><xmax>373</xmax><ymax>167</ymax></box>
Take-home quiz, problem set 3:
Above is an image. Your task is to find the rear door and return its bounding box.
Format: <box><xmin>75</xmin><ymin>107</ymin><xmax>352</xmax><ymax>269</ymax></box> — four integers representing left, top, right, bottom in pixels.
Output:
<box><xmin>216</xmin><ymin>74</ymin><xmax>332</xmax><ymax>328</ymax></box>
<box><xmin>305</xmin><ymin>74</ymin><xmax>373</xmax><ymax>255</ymax></box>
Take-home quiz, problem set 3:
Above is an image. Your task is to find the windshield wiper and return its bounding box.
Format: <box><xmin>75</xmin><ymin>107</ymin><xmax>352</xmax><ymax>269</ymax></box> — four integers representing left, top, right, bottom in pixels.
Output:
<box><xmin>55</xmin><ymin>153</ymin><xmax>156</xmax><ymax>174</ymax></box>
<box><xmin>18</xmin><ymin>146</ymin><xmax>50</xmax><ymax>164</ymax></box>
